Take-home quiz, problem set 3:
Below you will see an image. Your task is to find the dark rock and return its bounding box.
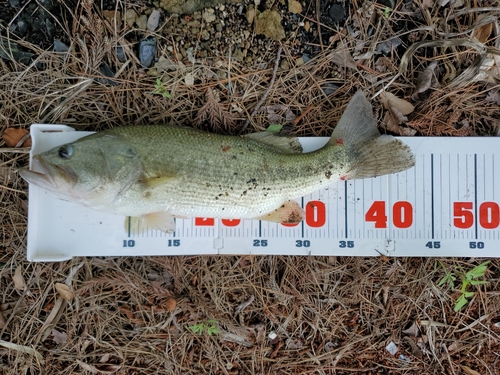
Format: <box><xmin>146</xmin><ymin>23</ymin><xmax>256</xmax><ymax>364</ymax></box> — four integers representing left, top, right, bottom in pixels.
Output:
<box><xmin>328</xmin><ymin>4</ymin><xmax>345</xmax><ymax>23</ymax></box>
<box><xmin>53</xmin><ymin>39</ymin><xmax>69</xmax><ymax>52</ymax></box>
<box><xmin>139</xmin><ymin>37</ymin><xmax>157</xmax><ymax>68</ymax></box>
<box><xmin>9</xmin><ymin>0</ymin><xmax>21</xmax><ymax>8</ymax></box>
<box><xmin>46</xmin><ymin>19</ymin><xmax>55</xmax><ymax>39</ymax></box>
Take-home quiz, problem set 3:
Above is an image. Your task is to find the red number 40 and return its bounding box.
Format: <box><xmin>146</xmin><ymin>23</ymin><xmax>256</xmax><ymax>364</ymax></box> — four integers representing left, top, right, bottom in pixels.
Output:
<box><xmin>365</xmin><ymin>201</ymin><xmax>413</xmax><ymax>229</ymax></box>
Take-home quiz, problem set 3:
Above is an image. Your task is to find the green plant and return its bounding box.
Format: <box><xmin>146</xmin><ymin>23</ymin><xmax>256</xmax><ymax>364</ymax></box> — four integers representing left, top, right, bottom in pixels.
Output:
<box><xmin>152</xmin><ymin>77</ymin><xmax>171</xmax><ymax>98</ymax></box>
<box><xmin>266</xmin><ymin>123</ymin><xmax>283</xmax><ymax>133</ymax></box>
<box><xmin>438</xmin><ymin>261</ymin><xmax>490</xmax><ymax>312</ymax></box>
<box><xmin>383</xmin><ymin>6</ymin><xmax>391</xmax><ymax>18</ymax></box>
<box><xmin>188</xmin><ymin>320</ymin><xmax>220</xmax><ymax>336</ymax></box>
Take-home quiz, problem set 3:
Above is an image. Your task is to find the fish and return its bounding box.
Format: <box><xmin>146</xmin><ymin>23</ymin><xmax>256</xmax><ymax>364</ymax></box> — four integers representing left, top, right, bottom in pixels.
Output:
<box><xmin>19</xmin><ymin>90</ymin><xmax>415</xmax><ymax>233</ymax></box>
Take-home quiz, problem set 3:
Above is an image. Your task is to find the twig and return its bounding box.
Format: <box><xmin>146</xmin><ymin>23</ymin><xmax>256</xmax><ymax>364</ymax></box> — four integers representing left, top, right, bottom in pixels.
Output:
<box><xmin>14</xmin><ymin>133</ymin><xmax>31</xmax><ymax>148</ymax></box>
<box><xmin>239</xmin><ymin>45</ymin><xmax>282</xmax><ymax>134</ymax></box>
<box><xmin>292</xmin><ymin>105</ymin><xmax>315</xmax><ymax>126</ymax></box>
<box><xmin>235</xmin><ymin>295</ymin><xmax>254</xmax><ymax>315</ymax></box>
<box><xmin>316</xmin><ymin>0</ymin><xmax>324</xmax><ymax>51</ymax></box>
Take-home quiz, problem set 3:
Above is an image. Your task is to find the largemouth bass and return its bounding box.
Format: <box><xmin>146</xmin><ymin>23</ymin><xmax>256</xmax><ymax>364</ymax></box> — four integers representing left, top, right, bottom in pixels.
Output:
<box><xmin>20</xmin><ymin>91</ymin><xmax>415</xmax><ymax>232</ymax></box>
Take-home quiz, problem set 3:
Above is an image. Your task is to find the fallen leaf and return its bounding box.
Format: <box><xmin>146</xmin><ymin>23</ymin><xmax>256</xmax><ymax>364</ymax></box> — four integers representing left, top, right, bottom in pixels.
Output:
<box><xmin>448</xmin><ymin>341</ymin><xmax>461</xmax><ymax>352</ymax></box>
<box><xmin>2</xmin><ymin>128</ymin><xmax>31</xmax><ymax>147</ymax></box>
<box><xmin>382</xmin><ymin>111</ymin><xmax>400</xmax><ymax>134</ymax></box>
<box><xmin>165</xmin><ymin>298</ymin><xmax>176</xmax><ymax>311</ymax></box>
<box><xmin>55</xmin><ymin>283</ymin><xmax>75</xmax><ymax>301</ymax></box>
<box><xmin>486</xmin><ymin>90</ymin><xmax>500</xmax><ymax>105</ymax></box>
<box><xmin>399</xmin><ymin>127</ymin><xmax>417</xmax><ymax>136</ymax></box>
<box><xmin>0</xmin><ymin>340</ymin><xmax>44</xmax><ymax>363</ymax></box>
<box><xmin>380</xmin><ymin>92</ymin><xmax>415</xmax><ymax>115</ymax></box>
<box><xmin>328</xmin><ymin>49</ymin><xmax>358</xmax><ymax>70</ymax></box>
<box><xmin>402</xmin><ymin>322</ymin><xmax>420</xmax><ymax>336</ymax></box>
<box><xmin>412</xmin><ymin>62</ymin><xmax>437</xmax><ymax>100</ymax></box>
<box><xmin>472</xmin><ymin>17</ymin><xmax>492</xmax><ymax>43</ymax></box>
<box><xmin>460</xmin><ymin>365</ymin><xmax>481</xmax><ymax>375</ymax></box>
<box><xmin>184</xmin><ymin>72</ymin><xmax>194</xmax><ymax>86</ymax></box>
<box><xmin>13</xmin><ymin>267</ymin><xmax>26</xmax><ymax>291</ymax></box>
<box><xmin>77</xmin><ymin>360</ymin><xmax>99</xmax><ymax>374</ymax></box>
<box><xmin>51</xmin><ymin>329</ymin><xmax>67</xmax><ymax>345</ymax></box>
<box><xmin>285</xmin><ymin>338</ymin><xmax>304</xmax><ymax>350</ymax></box>
<box><xmin>262</xmin><ymin>104</ymin><xmax>296</xmax><ymax>124</ymax></box>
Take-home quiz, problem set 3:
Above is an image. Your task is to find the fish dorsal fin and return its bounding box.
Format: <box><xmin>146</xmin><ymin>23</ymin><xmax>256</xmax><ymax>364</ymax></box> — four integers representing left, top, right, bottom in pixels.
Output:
<box><xmin>256</xmin><ymin>200</ymin><xmax>304</xmax><ymax>223</ymax></box>
<box><xmin>329</xmin><ymin>90</ymin><xmax>380</xmax><ymax>146</ymax></box>
<box><xmin>244</xmin><ymin>132</ymin><xmax>303</xmax><ymax>154</ymax></box>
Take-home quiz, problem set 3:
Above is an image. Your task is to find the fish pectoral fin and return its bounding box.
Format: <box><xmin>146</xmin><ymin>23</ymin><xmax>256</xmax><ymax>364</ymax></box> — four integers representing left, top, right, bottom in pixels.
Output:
<box><xmin>244</xmin><ymin>132</ymin><xmax>303</xmax><ymax>154</ymax></box>
<box><xmin>125</xmin><ymin>212</ymin><xmax>176</xmax><ymax>234</ymax></box>
<box><xmin>143</xmin><ymin>175</ymin><xmax>177</xmax><ymax>190</ymax></box>
<box><xmin>256</xmin><ymin>200</ymin><xmax>305</xmax><ymax>223</ymax></box>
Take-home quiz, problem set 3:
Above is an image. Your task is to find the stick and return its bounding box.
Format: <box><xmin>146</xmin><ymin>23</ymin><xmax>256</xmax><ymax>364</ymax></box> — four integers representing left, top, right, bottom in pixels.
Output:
<box><xmin>239</xmin><ymin>45</ymin><xmax>282</xmax><ymax>134</ymax></box>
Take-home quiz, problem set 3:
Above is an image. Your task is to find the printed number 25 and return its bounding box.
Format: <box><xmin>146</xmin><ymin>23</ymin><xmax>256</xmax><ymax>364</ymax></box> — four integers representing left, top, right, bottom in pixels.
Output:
<box><xmin>253</xmin><ymin>240</ymin><xmax>268</xmax><ymax>247</ymax></box>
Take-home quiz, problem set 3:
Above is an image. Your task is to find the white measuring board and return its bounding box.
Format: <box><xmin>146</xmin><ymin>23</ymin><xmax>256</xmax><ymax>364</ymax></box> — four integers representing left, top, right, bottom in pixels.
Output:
<box><xmin>25</xmin><ymin>124</ymin><xmax>500</xmax><ymax>261</ymax></box>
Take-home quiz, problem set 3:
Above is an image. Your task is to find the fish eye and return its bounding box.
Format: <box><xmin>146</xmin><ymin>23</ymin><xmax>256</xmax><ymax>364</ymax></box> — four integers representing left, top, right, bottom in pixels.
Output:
<box><xmin>58</xmin><ymin>145</ymin><xmax>73</xmax><ymax>159</ymax></box>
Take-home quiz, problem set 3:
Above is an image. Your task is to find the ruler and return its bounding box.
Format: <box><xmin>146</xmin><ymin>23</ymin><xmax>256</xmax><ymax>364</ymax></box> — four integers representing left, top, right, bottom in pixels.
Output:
<box><xmin>26</xmin><ymin>125</ymin><xmax>500</xmax><ymax>261</ymax></box>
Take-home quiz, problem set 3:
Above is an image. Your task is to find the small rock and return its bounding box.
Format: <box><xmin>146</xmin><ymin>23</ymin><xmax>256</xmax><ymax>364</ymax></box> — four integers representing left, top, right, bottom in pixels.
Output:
<box><xmin>45</xmin><ymin>19</ymin><xmax>55</xmax><ymax>39</ymax></box>
<box><xmin>125</xmin><ymin>9</ymin><xmax>138</xmax><ymax>28</ymax></box>
<box><xmin>17</xmin><ymin>20</ymin><xmax>28</xmax><ymax>35</ymax></box>
<box><xmin>280</xmin><ymin>60</ymin><xmax>289</xmax><ymax>70</ymax></box>
<box><xmin>245</xmin><ymin>8</ymin><xmax>256</xmax><ymax>25</ymax></box>
<box><xmin>303</xmin><ymin>21</ymin><xmax>310</xmax><ymax>32</ymax></box>
<box><xmin>288</xmin><ymin>0</ymin><xmax>302</xmax><ymax>14</ymax></box>
<box><xmin>295</xmin><ymin>57</ymin><xmax>304</xmax><ymax>66</ymax></box>
<box><xmin>321</xmin><ymin>82</ymin><xmax>339</xmax><ymax>95</ymax></box>
<box><xmin>202</xmin><ymin>9</ymin><xmax>216</xmax><ymax>23</ymax></box>
<box><xmin>232</xmin><ymin>47</ymin><xmax>245</xmax><ymax>61</ymax></box>
<box><xmin>328</xmin><ymin>4</ymin><xmax>345</xmax><ymax>22</ymax></box>
<box><xmin>139</xmin><ymin>37</ymin><xmax>157</xmax><ymax>67</ymax></box>
<box><xmin>54</xmin><ymin>39</ymin><xmax>69</xmax><ymax>52</ymax></box>
<box><xmin>184</xmin><ymin>72</ymin><xmax>194</xmax><ymax>85</ymax></box>
<box><xmin>9</xmin><ymin>0</ymin><xmax>21</xmax><ymax>7</ymax></box>
<box><xmin>254</xmin><ymin>10</ymin><xmax>285</xmax><ymax>41</ymax></box>
<box><xmin>136</xmin><ymin>14</ymin><xmax>148</xmax><ymax>30</ymax></box>
<box><xmin>147</xmin><ymin>9</ymin><xmax>161</xmax><ymax>32</ymax></box>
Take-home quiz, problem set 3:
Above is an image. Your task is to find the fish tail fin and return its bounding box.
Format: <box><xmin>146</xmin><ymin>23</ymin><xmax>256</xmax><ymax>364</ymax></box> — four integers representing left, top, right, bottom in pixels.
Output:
<box><xmin>330</xmin><ymin>90</ymin><xmax>415</xmax><ymax>179</ymax></box>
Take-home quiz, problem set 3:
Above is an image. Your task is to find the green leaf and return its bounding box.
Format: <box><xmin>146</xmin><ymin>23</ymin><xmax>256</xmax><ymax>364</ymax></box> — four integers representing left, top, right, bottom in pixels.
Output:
<box><xmin>207</xmin><ymin>326</ymin><xmax>220</xmax><ymax>336</ymax></box>
<box><xmin>469</xmin><ymin>280</ymin><xmax>488</xmax><ymax>286</ymax></box>
<box><xmin>189</xmin><ymin>324</ymin><xmax>205</xmax><ymax>335</ymax></box>
<box><xmin>267</xmin><ymin>124</ymin><xmax>283</xmax><ymax>133</ymax></box>
<box><xmin>464</xmin><ymin>291</ymin><xmax>475</xmax><ymax>298</ymax></box>
<box><xmin>465</xmin><ymin>261</ymin><xmax>489</xmax><ymax>279</ymax></box>
<box><xmin>454</xmin><ymin>295</ymin><xmax>469</xmax><ymax>312</ymax></box>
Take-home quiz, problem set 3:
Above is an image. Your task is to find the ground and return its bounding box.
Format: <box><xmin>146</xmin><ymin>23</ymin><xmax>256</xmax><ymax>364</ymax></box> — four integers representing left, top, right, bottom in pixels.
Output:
<box><xmin>1</xmin><ymin>0</ymin><xmax>500</xmax><ymax>374</ymax></box>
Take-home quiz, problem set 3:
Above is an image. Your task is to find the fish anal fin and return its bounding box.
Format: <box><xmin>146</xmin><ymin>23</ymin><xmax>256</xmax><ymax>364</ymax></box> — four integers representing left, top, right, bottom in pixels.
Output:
<box><xmin>256</xmin><ymin>200</ymin><xmax>304</xmax><ymax>223</ymax></box>
<box><xmin>244</xmin><ymin>132</ymin><xmax>303</xmax><ymax>154</ymax></box>
<box><xmin>125</xmin><ymin>212</ymin><xmax>176</xmax><ymax>234</ymax></box>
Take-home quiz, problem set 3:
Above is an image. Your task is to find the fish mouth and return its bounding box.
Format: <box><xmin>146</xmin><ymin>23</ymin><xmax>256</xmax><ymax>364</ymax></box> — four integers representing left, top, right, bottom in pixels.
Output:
<box><xmin>19</xmin><ymin>155</ymin><xmax>77</xmax><ymax>191</ymax></box>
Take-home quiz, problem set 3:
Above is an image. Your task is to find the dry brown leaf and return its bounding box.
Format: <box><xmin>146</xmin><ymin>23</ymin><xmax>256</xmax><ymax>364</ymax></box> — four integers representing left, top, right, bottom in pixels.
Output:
<box><xmin>448</xmin><ymin>341</ymin><xmax>461</xmax><ymax>352</ymax></box>
<box><xmin>51</xmin><ymin>329</ymin><xmax>67</xmax><ymax>345</ymax></box>
<box><xmin>403</xmin><ymin>322</ymin><xmax>420</xmax><ymax>336</ymax></box>
<box><xmin>380</xmin><ymin>92</ymin><xmax>414</xmax><ymax>115</ymax></box>
<box><xmin>55</xmin><ymin>283</ymin><xmax>75</xmax><ymax>301</ymax></box>
<box><xmin>486</xmin><ymin>90</ymin><xmax>500</xmax><ymax>105</ymax></box>
<box><xmin>285</xmin><ymin>338</ymin><xmax>304</xmax><ymax>350</ymax></box>
<box><xmin>460</xmin><ymin>365</ymin><xmax>481</xmax><ymax>375</ymax></box>
<box><xmin>382</xmin><ymin>112</ymin><xmax>400</xmax><ymax>134</ymax></box>
<box><xmin>2</xmin><ymin>128</ymin><xmax>32</xmax><ymax>147</ymax></box>
<box><xmin>77</xmin><ymin>360</ymin><xmax>99</xmax><ymax>374</ymax></box>
<box><xmin>13</xmin><ymin>267</ymin><xmax>26</xmax><ymax>291</ymax></box>
<box><xmin>472</xmin><ymin>18</ymin><xmax>492</xmax><ymax>43</ymax></box>
<box><xmin>0</xmin><ymin>310</ymin><xmax>6</xmax><ymax>329</ymax></box>
<box><xmin>165</xmin><ymin>298</ymin><xmax>176</xmax><ymax>311</ymax></box>
<box><xmin>328</xmin><ymin>49</ymin><xmax>357</xmax><ymax>70</ymax></box>
<box><xmin>412</xmin><ymin>62</ymin><xmax>437</xmax><ymax>100</ymax></box>
<box><xmin>262</xmin><ymin>104</ymin><xmax>296</xmax><ymax>124</ymax></box>
<box><xmin>399</xmin><ymin>128</ymin><xmax>417</xmax><ymax>136</ymax></box>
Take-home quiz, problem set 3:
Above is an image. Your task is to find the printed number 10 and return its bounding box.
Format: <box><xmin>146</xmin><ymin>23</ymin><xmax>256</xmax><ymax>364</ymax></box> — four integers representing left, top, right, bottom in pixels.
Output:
<box><xmin>365</xmin><ymin>201</ymin><xmax>413</xmax><ymax>229</ymax></box>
